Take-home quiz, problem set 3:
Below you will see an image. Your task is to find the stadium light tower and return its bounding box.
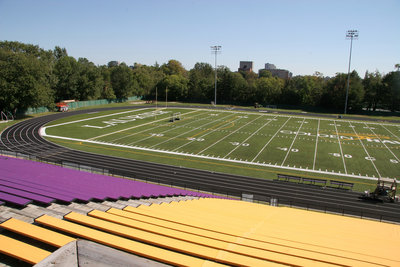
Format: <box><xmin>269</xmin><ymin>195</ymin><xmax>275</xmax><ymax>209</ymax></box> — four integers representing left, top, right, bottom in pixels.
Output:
<box><xmin>211</xmin><ymin>45</ymin><xmax>221</xmax><ymax>106</ymax></box>
<box><xmin>344</xmin><ymin>30</ymin><xmax>358</xmax><ymax>115</ymax></box>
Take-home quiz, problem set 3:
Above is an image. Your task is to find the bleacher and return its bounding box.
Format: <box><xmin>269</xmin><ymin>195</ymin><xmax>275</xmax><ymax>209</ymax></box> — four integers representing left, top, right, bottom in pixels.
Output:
<box><xmin>277</xmin><ymin>174</ymin><xmax>354</xmax><ymax>190</ymax></box>
<box><xmin>0</xmin><ymin>156</ymin><xmax>222</xmax><ymax>207</ymax></box>
<box><xmin>0</xmin><ymin>198</ymin><xmax>399</xmax><ymax>266</ymax></box>
<box><xmin>0</xmin><ymin>156</ymin><xmax>399</xmax><ymax>266</ymax></box>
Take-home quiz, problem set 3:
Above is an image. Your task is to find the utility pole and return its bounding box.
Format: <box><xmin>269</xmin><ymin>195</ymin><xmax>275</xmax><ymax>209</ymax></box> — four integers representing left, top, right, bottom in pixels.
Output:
<box><xmin>344</xmin><ymin>30</ymin><xmax>358</xmax><ymax>115</ymax></box>
<box><xmin>165</xmin><ymin>86</ymin><xmax>168</xmax><ymax>108</ymax></box>
<box><xmin>210</xmin><ymin>45</ymin><xmax>221</xmax><ymax>106</ymax></box>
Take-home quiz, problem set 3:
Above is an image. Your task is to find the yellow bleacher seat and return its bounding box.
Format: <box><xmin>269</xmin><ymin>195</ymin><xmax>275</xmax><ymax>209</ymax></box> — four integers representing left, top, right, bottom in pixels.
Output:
<box><xmin>125</xmin><ymin>199</ymin><xmax>400</xmax><ymax>266</ymax></box>
<box><xmin>89</xmin><ymin>209</ymin><xmax>337</xmax><ymax>266</ymax></box>
<box><xmin>64</xmin><ymin>211</ymin><xmax>283</xmax><ymax>266</ymax></box>
<box><xmin>35</xmin><ymin>214</ymin><xmax>226</xmax><ymax>267</ymax></box>
<box><xmin>0</xmin><ymin>234</ymin><xmax>51</xmax><ymax>265</ymax></box>
<box><xmin>0</xmin><ymin>217</ymin><xmax>75</xmax><ymax>247</ymax></box>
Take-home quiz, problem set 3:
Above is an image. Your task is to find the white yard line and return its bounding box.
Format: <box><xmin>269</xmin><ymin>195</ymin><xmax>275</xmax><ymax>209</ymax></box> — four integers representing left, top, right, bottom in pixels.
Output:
<box><xmin>312</xmin><ymin>119</ymin><xmax>320</xmax><ymax>170</ymax></box>
<box><xmin>381</xmin><ymin>124</ymin><xmax>400</xmax><ymax>141</ymax></box>
<box><xmin>197</xmin><ymin>115</ymin><xmax>263</xmax><ymax>155</ymax></box>
<box><xmin>89</xmin><ymin>109</ymin><xmax>200</xmax><ymax>141</ymax></box>
<box><xmin>251</xmin><ymin>117</ymin><xmax>291</xmax><ymax>163</ymax></box>
<box><xmin>365</xmin><ymin>123</ymin><xmax>400</xmax><ymax>162</ymax></box>
<box><xmin>333</xmin><ymin>120</ymin><xmax>347</xmax><ymax>174</ymax></box>
<box><xmin>172</xmin><ymin>113</ymin><xmax>238</xmax><ymax>152</ymax></box>
<box><xmin>126</xmin><ymin>110</ymin><xmax>208</xmax><ymax>146</ymax></box>
<box><xmin>46</xmin><ymin>108</ymin><xmax>149</xmax><ymax>128</ymax></box>
<box><xmin>348</xmin><ymin>122</ymin><xmax>382</xmax><ymax>178</ymax></box>
<box><xmin>42</xmin><ymin>133</ymin><xmax>381</xmax><ymax>181</ymax></box>
<box><xmin>145</xmin><ymin>112</ymin><xmax>221</xmax><ymax>148</ymax></box>
<box><xmin>281</xmin><ymin>118</ymin><xmax>305</xmax><ymax>167</ymax></box>
<box><xmin>109</xmin><ymin>110</ymin><xmax>204</xmax><ymax>143</ymax></box>
<box><xmin>223</xmin><ymin>116</ymin><xmax>278</xmax><ymax>159</ymax></box>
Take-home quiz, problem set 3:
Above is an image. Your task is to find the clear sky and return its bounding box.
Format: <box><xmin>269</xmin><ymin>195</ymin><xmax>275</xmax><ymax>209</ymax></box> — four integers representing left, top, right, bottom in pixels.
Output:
<box><xmin>0</xmin><ymin>0</ymin><xmax>399</xmax><ymax>77</ymax></box>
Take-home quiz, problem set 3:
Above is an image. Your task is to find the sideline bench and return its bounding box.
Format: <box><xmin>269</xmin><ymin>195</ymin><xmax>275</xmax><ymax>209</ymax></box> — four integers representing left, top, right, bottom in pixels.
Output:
<box><xmin>302</xmin><ymin>178</ymin><xmax>327</xmax><ymax>186</ymax></box>
<box><xmin>330</xmin><ymin>180</ymin><xmax>354</xmax><ymax>190</ymax></box>
<box><xmin>276</xmin><ymin>174</ymin><xmax>302</xmax><ymax>183</ymax></box>
<box><xmin>276</xmin><ymin>174</ymin><xmax>327</xmax><ymax>187</ymax></box>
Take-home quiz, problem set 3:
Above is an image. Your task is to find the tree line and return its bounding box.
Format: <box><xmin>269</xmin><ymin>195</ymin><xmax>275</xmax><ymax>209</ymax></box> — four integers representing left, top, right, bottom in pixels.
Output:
<box><xmin>1</xmin><ymin>41</ymin><xmax>399</xmax><ymax>116</ymax></box>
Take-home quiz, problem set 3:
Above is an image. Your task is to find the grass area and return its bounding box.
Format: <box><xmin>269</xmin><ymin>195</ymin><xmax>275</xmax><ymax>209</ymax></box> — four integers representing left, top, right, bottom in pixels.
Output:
<box><xmin>44</xmin><ymin>107</ymin><xmax>400</xmax><ymax>192</ymax></box>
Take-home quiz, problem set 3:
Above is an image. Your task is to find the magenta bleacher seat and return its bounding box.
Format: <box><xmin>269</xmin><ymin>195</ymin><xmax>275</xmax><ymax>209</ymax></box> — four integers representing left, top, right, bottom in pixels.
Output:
<box><xmin>0</xmin><ymin>156</ymin><xmax>226</xmax><ymax>204</ymax></box>
<box><xmin>0</xmin><ymin>185</ymin><xmax>55</xmax><ymax>204</ymax></box>
<box><xmin>0</xmin><ymin>191</ymin><xmax>32</xmax><ymax>206</ymax></box>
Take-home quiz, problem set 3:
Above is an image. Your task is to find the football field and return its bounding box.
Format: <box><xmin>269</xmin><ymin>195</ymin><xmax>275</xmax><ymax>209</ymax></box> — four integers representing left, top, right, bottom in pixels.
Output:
<box><xmin>43</xmin><ymin>107</ymin><xmax>400</xmax><ymax>181</ymax></box>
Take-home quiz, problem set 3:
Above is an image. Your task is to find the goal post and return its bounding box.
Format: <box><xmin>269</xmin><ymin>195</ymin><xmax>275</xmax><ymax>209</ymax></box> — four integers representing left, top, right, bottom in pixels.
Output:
<box><xmin>169</xmin><ymin>112</ymin><xmax>181</xmax><ymax>122</ymax></box>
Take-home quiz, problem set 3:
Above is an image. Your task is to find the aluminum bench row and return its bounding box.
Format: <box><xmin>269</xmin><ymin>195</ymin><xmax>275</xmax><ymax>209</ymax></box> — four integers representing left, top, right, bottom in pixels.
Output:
<box><xmin>277</xmin><ymin>174</ymin><xmax>354</xmax><ymax>189</ymax></box>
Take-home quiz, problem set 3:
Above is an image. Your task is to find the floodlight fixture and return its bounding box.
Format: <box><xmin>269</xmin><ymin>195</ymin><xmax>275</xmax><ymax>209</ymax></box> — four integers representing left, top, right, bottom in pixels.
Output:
<box><xmin>211</xmin><ymin>45</ymin><xmax>222</xmax><ymax>106</ymax></box>
<box><xmin>344</xmin><ymin>30</ymin><xmax>358</xmax><ymax>115</ymax></box>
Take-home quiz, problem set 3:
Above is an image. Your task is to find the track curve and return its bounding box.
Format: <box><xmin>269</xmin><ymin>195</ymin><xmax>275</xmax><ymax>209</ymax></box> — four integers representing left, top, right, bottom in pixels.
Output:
<box><xmin>1</xmin><ymin>106</ymin><xmax>400</xmax><ymax>223</ymax></box>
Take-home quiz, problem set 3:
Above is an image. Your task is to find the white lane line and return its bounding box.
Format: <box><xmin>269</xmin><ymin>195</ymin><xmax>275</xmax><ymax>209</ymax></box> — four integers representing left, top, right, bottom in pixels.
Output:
<box><xmin>333</xmin><ymin>120</ymin><xmax>347</xmax><ymax>174</ymax></box>
<box><xmin>281</xmin><ymin>118</ymin><xmax>305</xmax><ymax>167</ymax></box>
<box><xmin>251</xmin><ymin>117</ymin><xmax>291</xmax><ymax>163</ymax></box>
<box><xmin>197</xmin><ymin>115</ymin><xmax>263</xmax><ymax>155</ymax></box>
<box><xmin>312</xmin><ymin>119</ymin><xmax>320</xmax><ymax>171</ymax></box>
<box><xmin>223</xmin><ymin>116</ymin><xmax>278</xmax><ymax>159</ymax></box>
<box><xmin>349</xmin><ymin>122</ymin><xmax>382</xmax><ymax>178</ymax></box>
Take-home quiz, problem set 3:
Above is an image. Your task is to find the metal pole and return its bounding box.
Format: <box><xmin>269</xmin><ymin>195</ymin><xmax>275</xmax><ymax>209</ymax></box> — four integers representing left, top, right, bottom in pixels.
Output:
<box><xmin>344</xmin><ymin>30</ymin><xmax>358</xmax><ymax>115</ymax></box>
<box><xmin>210</xmin><ymin>46</ymin><xmax>221</xmax><ymax>106</ymax></box>
<box><xmin>214</xmin><ymin>51</ymin><xmax>217</xmax><ymax>105</ymax></box>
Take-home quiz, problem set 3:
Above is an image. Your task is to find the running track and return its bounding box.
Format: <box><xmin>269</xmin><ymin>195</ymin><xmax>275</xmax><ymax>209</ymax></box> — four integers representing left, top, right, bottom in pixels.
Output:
<box><xmin>1</xmin><ymin>106</ymin><xmax>400</xmax><ymax>223</ymax></box>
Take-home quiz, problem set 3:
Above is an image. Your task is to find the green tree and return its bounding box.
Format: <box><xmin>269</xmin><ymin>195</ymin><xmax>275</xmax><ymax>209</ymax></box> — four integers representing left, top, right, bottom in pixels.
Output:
<box><xmin>218</xmin><ymin>68</ymin><xmax>248</xmax><ymax>104</ymax></box>
<box><xmin>382</xmin><ymin>71</ymin><xmax>400</xmax><ymax>111</ymax></box>
<box><xmin>363</xmin><ymin>71</ymin><xmax>382</xmax><ymax>111</ymax></box>
<box><xmin>132</xmin><ymin>64</ymin><xmax>165</xmax><ymax>99</ymax></box>
<box><xmin>110</xmin><ymin>63</ymin><xmax>136</xmax><ymax>99</ymax></box>
<box><xmin>321</xmin><ymin>71</ymin><xmax>364</xmax><ymax>112</ymax></box>
<box><xmin>0</xmin><ymin>45</ymin><xmax>54</xmax><ymax>114</ymax></box>
<box><xmin>255</xmin><ymin>77</ymin><xmax>284</xmax><ymax>105</ymax></box>
<box><xmin>75</xmin><ymin>58</ymin><xmax>103</xmax><ymax>100</ymax></box>
<box><xmin>284</xmin><ymin>75</ymin><xmax>324</xmax><ymax>107</ymax></box>
<box><xmin>161</xmin><ymin>60</ymin><xmax>187</xmax><ymax>77</ymax></box>
<box><xmin>54</xmin><ymin>56</ymin><xmax>80</xmax><ymax>100</ymax></box>
<box><xmin>99</xmin><ymin>66</ymin><xmax>116</xmax><ymax>100</ymax></box>
<box><xmin>157</xmin><ymin>74</ymin><xmax>188</xmax><ymax>101</ymax></box>
<box><xmin>188</xmin><ymin>63</ymin><xmax>214</xmax><ymax>102</ymax></box>
<box><xmin>258</xmin><ymin>69</ymin><xmax>272</xmax><ymax>78</ymax></box>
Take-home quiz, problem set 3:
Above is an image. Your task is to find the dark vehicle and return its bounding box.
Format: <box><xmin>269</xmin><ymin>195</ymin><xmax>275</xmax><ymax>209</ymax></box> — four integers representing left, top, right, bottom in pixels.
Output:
<box><xmin>360</xmin><ymin>178</ymin><xmax>398</xmax><ymax>203</ymax></box>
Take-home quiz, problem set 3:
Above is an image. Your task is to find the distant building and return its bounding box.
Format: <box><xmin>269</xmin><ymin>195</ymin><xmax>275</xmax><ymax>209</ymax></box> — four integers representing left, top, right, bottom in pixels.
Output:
<box><xmin>264</xmin><ymin>63</ymin><xmax>276</xmax><ymax>70</ymax></box>
<box><xmin>238</xmin><ymin>61</ymin><xmax>253</xmax><ymax>72</ymax></box>
<box><xmin>259</xmin><ymin>63</ymin><xmax>292</xmax><ymax>79</ymax></box>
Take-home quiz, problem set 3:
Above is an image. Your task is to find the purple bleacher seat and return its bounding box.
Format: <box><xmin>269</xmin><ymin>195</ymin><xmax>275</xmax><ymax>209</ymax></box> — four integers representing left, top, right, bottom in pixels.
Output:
<box><xmin>0</xmin><ymin>156</ymin><xmax>227</xmax><ymax>204</ymax></box>
<box><xmin>0</xmin><ymin>191</ymin><xmax>32</xmax><ymax>206</ymax></box>
<box><xmin>0</xmin><ymin>185</ymin><xmax>55</xmax><ymax>204</ymax></box>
